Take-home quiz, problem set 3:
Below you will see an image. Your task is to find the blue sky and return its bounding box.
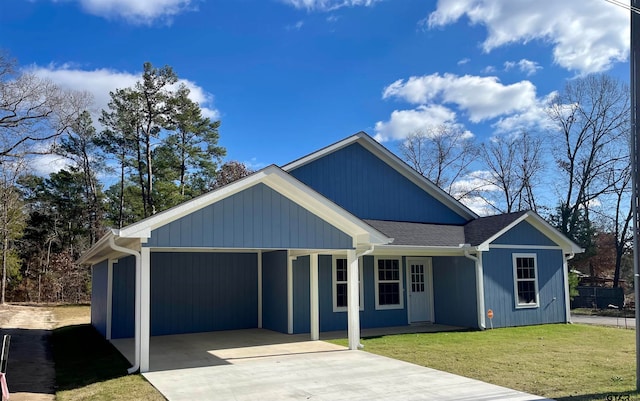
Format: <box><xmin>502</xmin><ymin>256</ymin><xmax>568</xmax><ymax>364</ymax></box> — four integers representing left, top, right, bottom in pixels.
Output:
<box><xmin>0</xmin><ymin>0</ymin><xmax>631</xmax><ymax>209</ymax></box>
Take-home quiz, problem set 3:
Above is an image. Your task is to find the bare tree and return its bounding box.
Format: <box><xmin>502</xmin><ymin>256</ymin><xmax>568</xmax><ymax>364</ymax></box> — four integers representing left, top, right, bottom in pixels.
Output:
<box><xmin>0</xmin><ymin>51</ymin><xmax>90</xmax><ymax>159</ymax></box>
<box><xmin>399</xmin><ymin>125</ymin><xmax>478</xmax><ymax>196</ymax></box>
<box><xmin>479</xmin><ymin>131</ymin><xmax>545</xmax><ymax>213</ymax></box>
<box><xmin>547</xmin><ymin>74</ymin><xmax>629</xmax><ymax>238</ymax></box>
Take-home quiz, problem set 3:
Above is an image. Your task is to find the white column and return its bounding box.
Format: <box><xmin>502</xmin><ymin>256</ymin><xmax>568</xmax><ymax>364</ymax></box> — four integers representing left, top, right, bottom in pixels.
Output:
<box><xmin>310</xmin><ymin>253</ymin><xmax>319</xmax><ymax>341</ymax></box>
<box><xmin>563</xmin><ymin>256</ymin><xmax>572</xmax><ymax>323</ymax></box>
<box><xmin>258</xmin><ymin>251</ymin><xmax>263</xmax><ymax>329</ymax></box>
<box><xmin>476</xmin><ymin>252</ymin><xmax>486</xmax><ymax>330</ymax></box>
<box><xmin>140</xmin><ymin>247</ymin><xmax>151</xmax><ymax>373</ymax></box>
<box><xmin>106</xmin><ymin>259</ymin><xmax>115</xmax><ymax>340</ymax></box>
<box><xmin>287</xmin><ymin>253</ymin><xmax>294</xmax><ymax>334</ymax></box>
<box><xmin>347</xmin><ymin>249</ymin><xmax>360</xmax><ymax>350</ymax></box>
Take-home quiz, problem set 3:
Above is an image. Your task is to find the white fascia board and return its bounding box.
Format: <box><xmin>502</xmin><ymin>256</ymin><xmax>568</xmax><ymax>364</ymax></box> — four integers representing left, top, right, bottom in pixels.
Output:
<box><xmin>262</xmin><ymin>170</ymin><xmax>391</xmax><ymax>246</ymax></box>
<box><xmin>478</xmin><ymin>212</ymin><xmax>584</xmax><ymax>254</ymax></box>
<box><xmin>282</xmin><ymin>132</ymin><xmax>477</xmax><ymax>221</ymax></box>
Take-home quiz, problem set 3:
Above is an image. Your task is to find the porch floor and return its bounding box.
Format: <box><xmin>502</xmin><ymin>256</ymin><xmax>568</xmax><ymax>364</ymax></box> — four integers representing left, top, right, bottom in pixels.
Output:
<box><xmin>110</xmin><ymin>323</ymin><xmax>463</xmax><ymax>372</ymax></box>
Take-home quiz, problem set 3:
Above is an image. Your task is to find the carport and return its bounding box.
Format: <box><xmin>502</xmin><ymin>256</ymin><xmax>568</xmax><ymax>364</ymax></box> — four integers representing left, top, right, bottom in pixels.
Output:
<box><xmin>81</xmin><ymin>166</ymin><xmax>391</xmax><ymax>373</ymax></box>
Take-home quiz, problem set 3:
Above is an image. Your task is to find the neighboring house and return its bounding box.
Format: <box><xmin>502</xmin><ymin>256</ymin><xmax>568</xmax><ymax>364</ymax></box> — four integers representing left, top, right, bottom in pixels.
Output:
<box><xmin>80</xmin><ymin>132</ymin><xmax>583</xmax><ymax>373</ymax></box>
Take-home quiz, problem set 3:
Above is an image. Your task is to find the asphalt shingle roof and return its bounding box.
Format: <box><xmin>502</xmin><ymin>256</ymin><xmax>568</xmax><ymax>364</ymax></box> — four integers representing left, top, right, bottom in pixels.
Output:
<box><xmin>364</xmin><ymin>219</ymin><xmax>465</xmax><ymax>247</ymax></box>
<box><xmin>365</xmin><ymin>210</ymin><xmax>528</xmax><ymax>248</ymax></box>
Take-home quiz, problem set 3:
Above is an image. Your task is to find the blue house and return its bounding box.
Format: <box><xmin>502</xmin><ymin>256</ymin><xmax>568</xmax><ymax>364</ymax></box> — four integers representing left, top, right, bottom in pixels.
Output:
<box><xmin>81</xmin><ymin>132</ymin><xmax>582</xmax><ymax>373</ymax></box>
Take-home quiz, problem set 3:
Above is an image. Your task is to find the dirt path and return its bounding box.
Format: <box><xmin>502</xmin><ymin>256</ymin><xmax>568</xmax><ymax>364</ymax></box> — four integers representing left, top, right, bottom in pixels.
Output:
<box><xmin>0</xmin><ymin>305</ymin><xmax>56</xmax><ymax>401</ymax></box>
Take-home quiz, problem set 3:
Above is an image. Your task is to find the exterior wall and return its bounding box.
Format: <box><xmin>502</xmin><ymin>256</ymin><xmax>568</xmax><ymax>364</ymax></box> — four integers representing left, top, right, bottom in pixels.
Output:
<box><xmin>293</xmin><ymin>255</ymin><xmax>407</xmax><ymax>334</ymax></box>
<box><xmin>111</xmin><ymin>255</ymin><xmax>135</xmax><ymax>339</ymax></box>
<box><xmin>432</xmin><ymin>256</ymin><xmax>478</xmax><ymax>328</ymax></box>
<box><xmin>146</xmin><ymin>183</ymin><xmax>352</xmax><ymax>250</ymax></box>
<box><xmin>288</xmin><ymin>143</ymin><xmax>468</xmax><ymax>224</ymax></box>
<box><xmin>91</xmin><ymin>260</ymin><xmax>109</xmax><ymax>337</ymax></box>
<box><xmin>293</xmin><ymin>256</ymin><xmax>310</xmax><ymax>334</ymax></box>
<box><xmin>262</xmin><ymin>250</ymin><xmax>288</xmax><ymax>333</ymax></box>
<box><xmin>492</xmin><ymin>221</ymin><xmax>557</xmax><ymax>246</ymax></box>
<box><xmin>483</xmin><ymin>248</ymin><xmax>566</xmax><ymax>328</ymax></box>
<box><xmin>150</xmin><ymin>252</ymin><xmax>258</xmax><ymax>336</ymax></box>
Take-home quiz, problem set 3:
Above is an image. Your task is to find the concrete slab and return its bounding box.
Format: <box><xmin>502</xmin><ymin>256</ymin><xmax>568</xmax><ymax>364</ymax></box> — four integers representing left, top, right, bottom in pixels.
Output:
<box><xmin>143</xmin><ymin>350</ymin><xmax>550</xmax><ymax>401</ymax></box>
<box><xmin>128</xmin><ymin>328</ymin><xmax>550</xmax><ymax>401</ymax></box>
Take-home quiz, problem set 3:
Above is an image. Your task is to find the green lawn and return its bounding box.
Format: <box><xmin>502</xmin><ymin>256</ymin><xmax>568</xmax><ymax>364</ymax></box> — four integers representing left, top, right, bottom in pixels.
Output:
<box><xmin>329</xmin><ymin>324</ymin><xmax>638</xmax><ymax>401</ymax></box>
<box><xmin>50</xmin><ymin>307</ymin><xmax>166</xmax><ymax>401</ymax></box>
<box><xmin>49</xmin><ymin>304</ymin><xmax>638</xmax><ymax>401</ymax></box>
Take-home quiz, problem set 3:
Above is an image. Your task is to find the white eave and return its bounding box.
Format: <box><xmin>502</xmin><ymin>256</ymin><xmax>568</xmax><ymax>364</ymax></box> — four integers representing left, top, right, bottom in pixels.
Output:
<box><xmin>282</xmin><ymin>131</ymin><xmax>478</xmax><ymax>222</ymax></box>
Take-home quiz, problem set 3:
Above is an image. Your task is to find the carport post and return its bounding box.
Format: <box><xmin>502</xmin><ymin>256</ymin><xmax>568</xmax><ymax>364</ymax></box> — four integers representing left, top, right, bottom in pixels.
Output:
<box><xmin>140</xmin><ymin>247</ymin><xmax>151</xmax><ymax>373</ymax></box>
<box><xmin>347</xmin><ymin>249</ymin><xmax>360</xmax><ymax>350</ymax></box>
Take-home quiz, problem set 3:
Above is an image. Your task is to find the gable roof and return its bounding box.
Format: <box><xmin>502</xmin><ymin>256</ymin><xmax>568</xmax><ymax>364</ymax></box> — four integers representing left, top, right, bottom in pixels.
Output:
<box><xmin>282</xmin><ymin>131</ymin><xmax>478</xmax><ymax>222</ymax></box>
<box><xmin>80</xmin><ymin>165</ymin><xmax>392</xmax><ymax>264</ymax></box>
<box><xmin>364</xmin><ymin>210</ymin><xmax>583</xmax><ymax>254</ymax></box>
<box><xmin>467</xmin><ymin>210</ymin><xmax>583</xmax><ymax>253</ymax></box>
<box><xmin>464</xmin><ymin>211</ymin><xmax>528</xmax><ymax>247</ymax></box>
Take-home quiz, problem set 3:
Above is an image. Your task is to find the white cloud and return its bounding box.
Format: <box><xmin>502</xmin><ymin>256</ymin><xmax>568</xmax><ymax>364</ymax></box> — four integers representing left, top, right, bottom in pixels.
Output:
<box><xmin>27</xmin><ymin>64</ymin><xmax>220</xmax><ymax>122</ymax></box>
<box><xmin>481</xmin><ymin>65</ymin><xmax>496</xmax><ymax>74</ymax></box>
<box><xmin>426</xmin><ymin>0</ymin><xmax>628</xmax><ymax>74</ymax></box>
<box><xmin>492</xmin><ymin>91</ymin><xmax>557</xmax><ymax>134</ymax></box>
<box><xmin>281</xmin><ymin>0</ymin><xmax>379</xmax><ymax>11</ymax></box>
<box><xmin>28</xmin><ymin>153</ymin><xmax>71</xmax><ymax>177</ymax></box>
<box><xmin>504</xmin><ymin>59</ymin><xmax>542</xmax><ymax>76</ymax></box>
<box><xmin>68</xmin><ymin>0</ymin><xmax>195</xmax><ymax>24</ymax></box>
<box><xmin>382</xmin><ymin>73</ymin><xmax>538</xmax><ymax>123</ymax></box>
<box><xmin>373</xmin><ymin>104</ymin><xmax>458</xmax><ymax>142</ymax></box>
<box><xmin>457</xmin><ymin>58</ymin><xmax>470</xmax><ymax>66</ymax></box>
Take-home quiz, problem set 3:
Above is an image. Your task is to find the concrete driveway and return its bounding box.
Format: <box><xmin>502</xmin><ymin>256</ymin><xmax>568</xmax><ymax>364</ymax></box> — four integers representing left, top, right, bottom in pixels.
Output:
<box><xmin>131</xmin><ymin>329</ymin><xmax>550</xmax><ymax>401</ymax></box>
<box><xmin>571</xmin><ymin>313</ymin><xmax>635</xmax><ymax>329</ymax></box>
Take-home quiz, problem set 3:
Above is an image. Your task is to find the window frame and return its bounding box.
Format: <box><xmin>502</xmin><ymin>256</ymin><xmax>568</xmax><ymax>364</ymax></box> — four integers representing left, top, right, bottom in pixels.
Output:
<box><xmin>512</xmin><ymin>253</ymin><xmax>540</xmax><ymax>309</ymax></box>
<box><xmin>332</xmin><ymin>256</ymin><xmax>364</xmax><ymax>313</ymax></box>
<box><xmin>374</xmin><ymin>256</ymin><xmax>404</xmax><ymax>310</ymax></box>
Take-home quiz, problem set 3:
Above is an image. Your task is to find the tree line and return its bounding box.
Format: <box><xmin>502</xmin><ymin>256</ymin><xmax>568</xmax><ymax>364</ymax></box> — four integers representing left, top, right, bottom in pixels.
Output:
<box><xmin>0</xmin><ymin>50</ymin><xmax>633</xmax><ymax>304</ymax></box>
<box><xmin>399</xmin><ymin>74</ymin><xmax>632</xmax><ymax>289</ymax></box>
<box><xmin>0</xmin><ymin>53</ymin><xmax>251</xmax><ymax>303</ymax></box>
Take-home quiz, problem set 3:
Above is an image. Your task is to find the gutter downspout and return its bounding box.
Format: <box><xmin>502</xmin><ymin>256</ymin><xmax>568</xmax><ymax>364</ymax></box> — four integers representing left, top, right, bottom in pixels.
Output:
<box><xmin>563</xmin><ymin>252</ymin><xmax>575</xmax><ymax>324</ymax></box>
<box><xmin>108</xmin><ymin>236</ymin><xmax>141</xmax><ymax>374</ymax></box>
<box><xmin>463</xmin><ymin>247</ymin><xmax>486</xmax><ymax>330</ymax></box>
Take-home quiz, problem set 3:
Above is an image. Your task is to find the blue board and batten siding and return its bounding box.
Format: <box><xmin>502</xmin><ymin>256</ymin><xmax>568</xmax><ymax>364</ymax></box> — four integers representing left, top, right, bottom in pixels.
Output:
<box><xmin>145</xmin><ymin>183</ymin><xmax>352</xmax><ymax>250</ymax></box>
<box><xmin>432</xmin><ymin>256</ymin><xmax>478</xmax><ymax>328</ymax></box>
<box><xmin>111</xmin><ymin>256</ymin><xmax>136</xmax><ymax>339</ymax></box>
<box><xmin>492</xmin><ymin>221</ymin><xmax>557</xmax><ymax>247</ymax></box>
<box><xmin>292</xmin><ymin>255</ymin><xmax>408</xmax><ymax>334</ymax></box>
<box><xmin>91</xmin><ymin>260</ymin><xmax>109</xmax><ymax>336</ymax></box>
<box><xmin>289</xmin><ymin>143</ymin><xmax>468</xmax><ymax>224</ymax></box>
<box><xmin>150</xmin><ymin>252</ymin><xmax>258</xmax><ymax>336</ymax></box>
<box><xmin>262</xmin><ymin>251</ymin><xmax>288</xmax><ymax>333</ymax></box>
<box><xmin>483</xmin><ymin>221</ymin><xmax>567</xmax><ymax>328</ymax></box>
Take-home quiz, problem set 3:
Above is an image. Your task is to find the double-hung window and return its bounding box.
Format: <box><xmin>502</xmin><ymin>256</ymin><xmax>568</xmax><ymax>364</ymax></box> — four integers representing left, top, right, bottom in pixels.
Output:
<box><xmin>332</xmin><ymin>257</ymin><xmax>363</xmax><ymax>312</ymax></box>
<box><xmin>513</xmin><ymin>254</ymin><xmax>539</xmax><ymax>308</ymax></box>
<box><xmin>375</xmin><ymin>257</ymin><xmax>403</xmax><ymax>310</ymax></box>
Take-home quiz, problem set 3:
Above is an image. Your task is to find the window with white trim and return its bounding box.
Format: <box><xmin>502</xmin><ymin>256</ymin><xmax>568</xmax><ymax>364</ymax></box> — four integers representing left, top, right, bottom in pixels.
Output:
<box><xmin>513</xmin><ymin>254</ymin><xmax>539</xmax><ymax>308</ymax></box>
<box><xmin>375</xmin><ymin>257</ymin><xmax>403</xmax><ymax>310</ymax></box>
<box><xmin>332</xmin><ymin>256</ymin><xmax>364</xmax><ymax>312</ymax></box>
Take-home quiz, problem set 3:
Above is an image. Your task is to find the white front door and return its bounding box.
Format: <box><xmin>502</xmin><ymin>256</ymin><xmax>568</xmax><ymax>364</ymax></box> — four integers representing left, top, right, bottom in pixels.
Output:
<box><xmin>407</xmin><ymin>258</ymin><xmax>434</xmax><ymax>323</ymax></box>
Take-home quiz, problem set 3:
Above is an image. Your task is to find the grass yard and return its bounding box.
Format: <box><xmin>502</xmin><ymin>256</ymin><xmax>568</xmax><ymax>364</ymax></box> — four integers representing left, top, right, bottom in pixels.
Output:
<box><xmin>49</xmin><ymin>305</ymin><xmax>638</xmax><ymax>401</ymax></box>
<box><xmin>330</xmin><ymin>324</ymin><xmax>638</xmax><ymax>401</ymax></box>
<box><xmin>50</xmin><ymin>306</ymin><xmax>165</xmax><ymax>401</ymax></box>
